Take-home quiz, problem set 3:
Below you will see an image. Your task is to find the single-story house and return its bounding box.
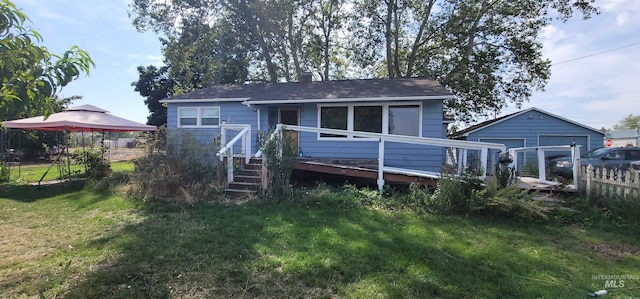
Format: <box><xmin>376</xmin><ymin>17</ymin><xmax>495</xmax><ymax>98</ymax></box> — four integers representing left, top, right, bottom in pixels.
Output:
<box><xmin>450</xmin><ymin>107</ymin><xmax>605</xmax><ymax>166</ymax></box>
<box><xmin>160</xmin><ymin>76</ymin><xmax>463</xmax><ymax>173</ymax></box>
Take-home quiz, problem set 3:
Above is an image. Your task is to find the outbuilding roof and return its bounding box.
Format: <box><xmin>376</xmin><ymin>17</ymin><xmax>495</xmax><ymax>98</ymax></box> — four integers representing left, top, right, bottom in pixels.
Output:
<box><xmin>450</xmin><ymin>107</ymin><xmax>604</xmax><ymax>138</ymax></box>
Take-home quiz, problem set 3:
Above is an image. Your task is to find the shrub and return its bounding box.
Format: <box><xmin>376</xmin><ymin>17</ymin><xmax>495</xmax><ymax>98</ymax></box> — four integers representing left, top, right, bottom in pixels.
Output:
<box><xmin>69</xmin><ymin>147</ymin><xmax>110</xmax><ymax>179</ymax></box>
<box><xmin>422</xmin><ymin>170</ymin><xmax>549</xmax><ymax>221</ymax></box>
<box><xmin>260</xmin><ymin>128</ymin><xmax>297</xmax><ymax>200</ymax></box>
<box><xmin>128</xmin><ymin>127</ymin><xmax>223</xmax><ymax>203</ymax></box>
<box><xmin>427</xmin><ymin>171</ymin><xmax>485</xmax><ymax>214</ymax></box>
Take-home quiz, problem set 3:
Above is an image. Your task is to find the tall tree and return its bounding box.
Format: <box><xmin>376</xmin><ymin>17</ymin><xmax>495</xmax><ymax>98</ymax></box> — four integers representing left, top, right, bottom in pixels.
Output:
<box><xmin>129</xmin><ymin>0</ymin><xmax>597</xmax><ymax>121</ymax></box>
<box><xmin>0</xmin><ymin>0</ymin><xmax>94</xmax><ymax>121</ymax></box>
<box><xmin>349</xmin><ymin>0</ymin><xmax>597</xmax><ymax>121</ymax></box>
<box><xmin>613</xmin><ymin>114</ymin><xmax>640</xmax><ymax>131</ymax></box>
<box><xmin>132</xmin><ymin>65</ymin><xmax>174</xmax><ymax>127</ymax></box>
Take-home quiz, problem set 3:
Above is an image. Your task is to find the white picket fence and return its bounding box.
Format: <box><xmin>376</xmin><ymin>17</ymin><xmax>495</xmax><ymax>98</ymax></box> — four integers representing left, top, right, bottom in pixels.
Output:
<box><xmin>580</xmin><ymin>164</ymin><xmax>640</xmax><ymax>199</ymax></box>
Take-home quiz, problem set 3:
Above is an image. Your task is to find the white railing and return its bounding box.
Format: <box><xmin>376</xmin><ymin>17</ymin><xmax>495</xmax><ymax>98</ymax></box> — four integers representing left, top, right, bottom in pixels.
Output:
<box><xmin>257</xmin><ymin>124</ymin><xmax>506</xmax><ymax>190</ymax></box>
<box><xmin>508</xmin><ymin>145</ymin><xmax>581</xmax><ymax>189</ymax></box>
<box><xmin>216</xmin><ymin>124</ymin><xmax>252</xmax><ymax>184</ymax></box>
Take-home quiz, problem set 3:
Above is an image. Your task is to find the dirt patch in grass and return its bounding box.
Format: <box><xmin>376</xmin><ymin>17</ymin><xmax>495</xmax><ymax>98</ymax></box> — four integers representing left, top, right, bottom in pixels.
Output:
<box><xmin>590</xmin><ymin>243</ymin><xmax>640</xmax><ymax>260</ymax></box>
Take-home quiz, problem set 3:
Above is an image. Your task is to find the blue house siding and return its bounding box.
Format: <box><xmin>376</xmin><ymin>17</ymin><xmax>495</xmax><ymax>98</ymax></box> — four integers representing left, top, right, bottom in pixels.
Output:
<box><xmin>167</xmin><ymin>99</ymin><xmax>445</xmax><ymax>172</ymax></box>
<box><xmin>167</xmin><ymin>101</ymin><xmax>261</xmax><ymax>154</ymax></box>
<box><xmin>465</xmin><ymin>110</ymin><xmax>603</xmax><ymax>155</ymax></box>
<box><xmin>456</xmin><ymin>108</ymin><xmax>605</xmax><ymax>170</ymax></box>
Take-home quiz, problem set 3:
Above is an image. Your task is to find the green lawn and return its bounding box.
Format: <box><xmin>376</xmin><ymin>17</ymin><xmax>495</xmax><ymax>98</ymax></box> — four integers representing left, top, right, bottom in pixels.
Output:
<box><xmin>8</xmin><ymin>161</ymin><xmax>134</xmax><ymax>183</ymax></box>
<box><xmin>0</xmin><ymin>182</ymin><xmax>638</xmax><ymax>298</ymax></box>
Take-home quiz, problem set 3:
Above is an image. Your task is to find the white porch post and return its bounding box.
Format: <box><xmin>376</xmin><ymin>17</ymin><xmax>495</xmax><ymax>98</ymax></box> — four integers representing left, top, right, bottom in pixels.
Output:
<box><xmin>571</xmin><ymin>145</ymin><xmax>581</xmax><ymax>189</ymax></box>
<box><xmin>458</xmin><ymin>149</ymin><xmax>467</xmax><ymax>174</ymax></box>
<box><xmin>227</xmin><ymin>147</ymin><xmax>233</xmax><ymax>184</ymax></box>
<box><xmin>480</xmin><ymin>148</ymin><xmax>488</xmax><ymax>178</ymax></box>
<box><xmin>537</xmin><ymin>149</ymin><xmax>546</xmax><ymax>181</ymax></box>
<box><xmin>244</xmin><ymin>127</ymin><xmax>252</xmax><ymax>164</ymax></box>
<box><xmin>377</xmin><ymin>138</ymin><xmax>385</xmax><ymax>191</ymax></box>
<box><xmin>508</xmin><ymin>149</ymin><xmax>517</xmax><ymax>171</ymax></box>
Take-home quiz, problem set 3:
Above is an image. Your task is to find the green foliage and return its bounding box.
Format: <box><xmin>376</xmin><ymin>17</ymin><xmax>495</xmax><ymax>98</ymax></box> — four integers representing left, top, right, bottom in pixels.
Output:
<box><xmin>427</xmin><ymin>171</ymin><xmax>485</xmax><ymax>214</ymax></box>
<box><xmin>260</xmin><ymin>128</ymin><xmax>297</xmax><ymax>200</ymax></box>
<box><xmin>414</xmin><ymin>171</ymin><xmax>549</xmax><ymax>221</ymax></box>
<box><xmin>131</xmin><ymin>65</ymin><xmax>173</xmax><ymax>126</ymax></box>
<box><xmin>129</xmin><ymin>127</ymin><xmax>222</xmax><ymax>202</ymax></box>
<box><xmin>613</xmin><ymin>113</ymin><xmax>640</xmax><ymax>130</ymax></box>
<box><xmin>2</xmin><ymin>182</ymin><xmax>639</xmax><ymax>298</ymax></box>
<box><xmin>129</xmin><ymin>0</ymin><xmax>597</xmax><ymax>121</ymax></box>
<box><xmin>0</xmin><ymin>1</ymin><xmax>93</xmax><ymax>119</ymax></box>
<box><xmin>589</xmin><ymin>194</ymin><xmax>640</xmax><ymax>229</ymax></box>
<box><xmin>69</xmin><ymin>147</ymin><xmax>110</xmax><ymax>179</ymax></box>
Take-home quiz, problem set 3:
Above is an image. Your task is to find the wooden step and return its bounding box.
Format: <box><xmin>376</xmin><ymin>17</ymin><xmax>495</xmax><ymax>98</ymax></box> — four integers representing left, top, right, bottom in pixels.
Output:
<box><xmin>234</xmin><ymin>174</ymin><xmax>260</xmax><ymax>183</ymax></box>
<box><xmin>224</xmin><ymin>188</ymin><xmax>258</xmax><ymax>196</ymax></box>
<box><xmin>236</xmin><ymin>169</ymin><xmax>260</xmax><ymax>177</ymax></box>
<box><xmin>243</xmin><ymin>163</ymin><xmax>262</xmax><ymax>170</ymax></box>
<box><xmin>228</xmin><ymin>181</ymin><xmax>261</xmax><ymax>191</ymax></box>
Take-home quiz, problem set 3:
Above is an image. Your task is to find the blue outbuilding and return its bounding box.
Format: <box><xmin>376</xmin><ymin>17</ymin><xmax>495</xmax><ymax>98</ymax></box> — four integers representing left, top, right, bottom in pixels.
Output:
<box><xmin>451</xmin><ymin>107</ymin><xmax>605</xmax><ymax>156</ymax></box>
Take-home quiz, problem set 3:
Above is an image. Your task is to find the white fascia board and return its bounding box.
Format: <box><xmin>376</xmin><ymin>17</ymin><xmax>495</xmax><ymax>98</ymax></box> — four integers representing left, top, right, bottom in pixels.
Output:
<box><xmin>242</xmin><ymin>95</ymin><xmax>455</xmax><ymax>105</ymax></box>
<box><xmin>159</xmin><ymin>98</ymin><xmax>250</xmax><ymax>104</ymax></box>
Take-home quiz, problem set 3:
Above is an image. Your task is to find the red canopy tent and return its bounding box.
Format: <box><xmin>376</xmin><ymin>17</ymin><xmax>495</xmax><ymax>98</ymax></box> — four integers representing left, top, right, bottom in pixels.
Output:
<box><xmin>2</xmin><ymin>104</ymin><xmax>156</xmax><ymax>132</ymax></box>
<box><xmin>2</xmin><ymin>104</ymin><xmax>156</xmax><ymax>185</ymax></box>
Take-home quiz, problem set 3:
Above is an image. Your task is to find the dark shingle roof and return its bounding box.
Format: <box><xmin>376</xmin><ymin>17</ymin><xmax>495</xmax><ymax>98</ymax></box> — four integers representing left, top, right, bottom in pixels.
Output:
<box><xmin>164</xmin><ymin>77</ymin><xmax>452</xmax><ymax>102</ymax></box>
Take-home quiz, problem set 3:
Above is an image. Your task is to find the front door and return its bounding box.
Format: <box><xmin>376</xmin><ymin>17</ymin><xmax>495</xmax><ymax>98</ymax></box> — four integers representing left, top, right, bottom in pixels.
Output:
<box><xmin>278</xmin><ymin>108</ymin><xmax>300</xmax><ymax>152</ymax></box>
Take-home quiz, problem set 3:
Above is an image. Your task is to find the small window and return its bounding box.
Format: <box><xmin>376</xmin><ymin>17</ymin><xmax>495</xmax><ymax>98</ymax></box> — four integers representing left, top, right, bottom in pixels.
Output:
<box><xmin>201</xmin><ymin>108</ymin><xmax>220</xmax><ymax>126</ymax></box>
<box><xmin>178</xmin><ymin>107</ymin><xmax>220</xmax><ymax>127</ymax></box>
<box><xmin>179</xmin><ymin>108</ymin><xmax>197</xmax><ymax>126</ymax></box>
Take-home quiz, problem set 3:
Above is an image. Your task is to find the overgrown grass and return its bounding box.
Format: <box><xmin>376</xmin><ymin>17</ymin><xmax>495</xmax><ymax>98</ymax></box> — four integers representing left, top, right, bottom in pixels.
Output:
<box><xmin>1</xmin><ymin>182</ymin><xmax>638</xmax><ymax>298</ymax></box>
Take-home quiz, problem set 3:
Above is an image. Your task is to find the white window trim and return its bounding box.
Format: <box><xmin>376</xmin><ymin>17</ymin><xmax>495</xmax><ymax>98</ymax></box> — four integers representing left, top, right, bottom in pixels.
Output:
<box><xmin>316</xmin><ymin>102</ymin><xmax>422</xmax><ymax>140</ymax></box>
<box><xmin>178</xmin><ymin>106</ymin><xmax>221</xmax><ymax>128</ymax></box>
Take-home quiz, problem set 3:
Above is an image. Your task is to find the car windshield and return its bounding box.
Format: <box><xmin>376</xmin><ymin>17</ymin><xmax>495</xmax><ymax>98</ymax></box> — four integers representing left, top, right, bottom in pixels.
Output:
<box><xmin>583</xmin><ymin>148</ymin><xmax>611</xmax><ymax>159</ymax></box>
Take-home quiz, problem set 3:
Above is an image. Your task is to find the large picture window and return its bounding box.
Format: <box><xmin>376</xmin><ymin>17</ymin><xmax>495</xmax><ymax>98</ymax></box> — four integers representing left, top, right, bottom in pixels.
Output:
<box><xmin>178</xmin><ymin>107</ymin><xmax>220</xmax><ymax>127</ymax></box>
<box><xmin>318</xmin><ymin>103</ymin><xmax>421</xmax><ymax>139</ymax></box>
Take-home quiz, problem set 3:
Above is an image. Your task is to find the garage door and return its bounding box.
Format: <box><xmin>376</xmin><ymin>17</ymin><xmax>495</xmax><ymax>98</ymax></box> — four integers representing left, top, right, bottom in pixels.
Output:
<box><xmin>539</xmin><ymin>135</ymin><xmax>588</xmax><ymax>155</ymax></box>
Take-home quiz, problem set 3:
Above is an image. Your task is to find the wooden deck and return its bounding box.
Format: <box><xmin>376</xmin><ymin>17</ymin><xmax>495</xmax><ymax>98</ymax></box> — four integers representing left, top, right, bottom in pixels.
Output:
<box><xmin>293</xmin><ymin>158</ymin><xmax>439</xmax><ymax>187</ymax></box>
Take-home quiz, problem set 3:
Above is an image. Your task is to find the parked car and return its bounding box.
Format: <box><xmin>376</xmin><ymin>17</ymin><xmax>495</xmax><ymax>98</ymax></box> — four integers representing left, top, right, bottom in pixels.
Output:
<box><xmin>550</xmin><ymin>147</ymin><xmax>640</xmax><ymax>178</ymax></box>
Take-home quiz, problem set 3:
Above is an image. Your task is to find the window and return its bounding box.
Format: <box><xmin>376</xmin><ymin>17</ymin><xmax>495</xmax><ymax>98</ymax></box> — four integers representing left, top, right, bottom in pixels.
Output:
<box><xmin>625</xmin><ymin>149</ymin><xmax>640</xmax><ymax>160</ymax></box>
<box><xmin>201</xmin><ymin>108</ymin><xmax>220</xmax><ymax>126</ymax></box>
<box><xmin>320</xmin><ymin>106</ymin><xmax>348</xmax><ymax>137</ymax></box>
<box><xmin>178</xmin><ymin>107</ymin><xmax>220</xmax><ymax>127</ymax></box>
<box><xmin>179</xmin><ymin>108</ymin><xmax>197</xmax><ymax>126</ymax></box>
<box><xmin>354</xmin><ymin>106</ymin><xmax>382</xmax><ymax>133</ymax></box>
<box><xmin>389</xmin><ymin>105</ymin><xmax>419</xmax><ymax>136</ymax></box>
<box><xmin>318</xmin><ymin>103</ymin><xmax>421</xmax><ymax>139</ymax></box>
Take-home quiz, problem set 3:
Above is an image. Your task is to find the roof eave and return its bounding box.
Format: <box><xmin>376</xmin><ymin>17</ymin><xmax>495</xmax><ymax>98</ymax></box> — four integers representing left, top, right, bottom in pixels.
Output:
<box><xmin>159</xmin><ymin>98</ymin><xmax>250</xmax><ymax>104</ymax></box>
<box><xmin>243</xmin><ymin>95</ymin><xmax>455</xmax><ymax>105</ymax></box>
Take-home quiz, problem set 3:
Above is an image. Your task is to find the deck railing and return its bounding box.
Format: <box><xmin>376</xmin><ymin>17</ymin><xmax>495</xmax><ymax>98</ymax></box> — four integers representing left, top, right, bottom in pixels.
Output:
<box><xmin>508</xmin><ymin>145</ymin><xmax>581</xmax><ymax>189</ymax></box>
<box><xmin>257</xmin><ymin>124</ymin><xmax>506</xmax><ymax>190</ymax></box>
<box><xmin>216</xmin><ymin>124</ymin><xmax>252</xmax><ymax>184</ymax></box>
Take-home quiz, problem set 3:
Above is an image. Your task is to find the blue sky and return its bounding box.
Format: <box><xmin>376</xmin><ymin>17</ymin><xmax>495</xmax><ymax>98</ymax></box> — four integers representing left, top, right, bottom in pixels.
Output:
<box><xmin>11</xmin><ymin>0</ymin><xmax>640</xmax><ymax>130</ymax></box>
